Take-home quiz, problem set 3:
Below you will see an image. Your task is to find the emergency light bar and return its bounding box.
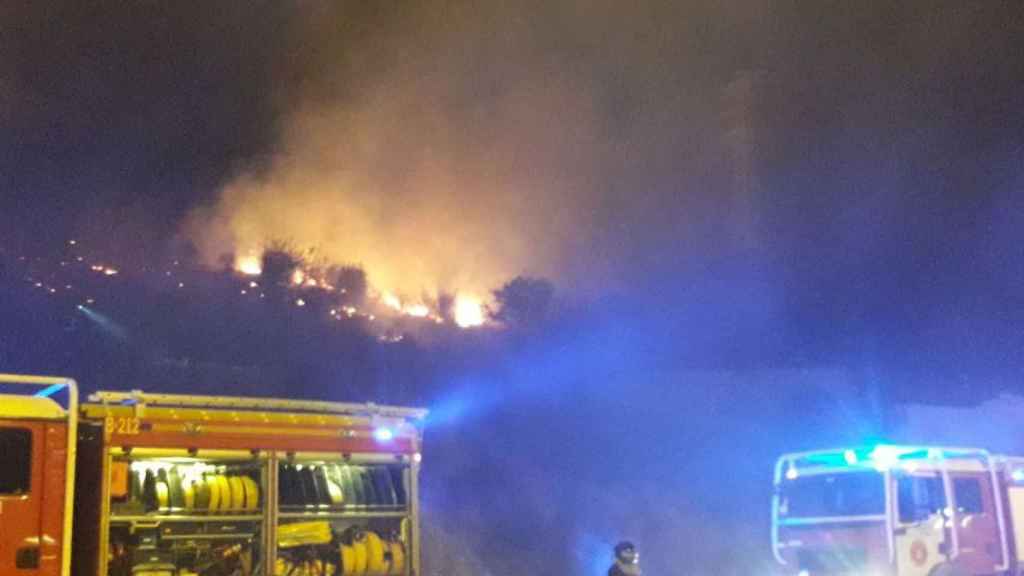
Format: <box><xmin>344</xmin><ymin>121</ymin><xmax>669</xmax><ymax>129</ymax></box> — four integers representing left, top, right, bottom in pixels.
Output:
<box><xmin>779</xmin><ymin>444</ymin><xmax>992</xmax><ymax>478</ymax></box>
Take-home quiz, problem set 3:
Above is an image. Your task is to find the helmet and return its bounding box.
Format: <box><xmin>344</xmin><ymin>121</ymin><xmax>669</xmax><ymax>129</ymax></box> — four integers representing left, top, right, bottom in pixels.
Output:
<box><xmin>614</xmin><ymin>541</ymin><xmax>639</xmax><ymax>564</ymax></box>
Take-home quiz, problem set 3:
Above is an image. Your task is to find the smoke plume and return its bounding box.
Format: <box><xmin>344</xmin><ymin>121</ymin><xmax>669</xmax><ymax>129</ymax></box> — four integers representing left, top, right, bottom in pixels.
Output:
<box><xmin>186</xmin><ymin>1</ymin><xmax>763</xmax><ymax>302</ymax></box>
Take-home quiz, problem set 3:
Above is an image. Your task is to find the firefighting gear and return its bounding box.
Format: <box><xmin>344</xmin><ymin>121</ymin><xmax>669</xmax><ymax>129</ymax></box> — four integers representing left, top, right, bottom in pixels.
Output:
<box><xmin>274</xmin><ymin>527</ymin><xmax>408</xmax><ymax>576</ymax></box>
<box><xmin>130</xmin><ymin>466</ymin><xmax>262</xmax><ymax>513</ymax></box>
<box><xmin>279</xmin><ymin>521</ymin><xmax>335</xmax><ymax>548</ymax></box>
<box><xmin>278</xmin><ymin>463</ymin><xmax>403</xmax><ymax>509</ymax></box>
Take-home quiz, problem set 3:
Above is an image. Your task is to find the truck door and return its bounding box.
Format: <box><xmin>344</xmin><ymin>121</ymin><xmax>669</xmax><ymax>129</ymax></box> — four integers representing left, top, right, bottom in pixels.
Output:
<box><xmin>894</xmin><ymin>471</ymin><xmax>948</xmax><ymax>576</ymax></box>
<box><xmin>0</xmin><ymin>421</ymin><xmax>44</xmax><ymax>574</ymax></box>
<box><xmin>949</xmin><ymin>471</ymin><xmax>1004</xmax><ymax>573</ymax></box>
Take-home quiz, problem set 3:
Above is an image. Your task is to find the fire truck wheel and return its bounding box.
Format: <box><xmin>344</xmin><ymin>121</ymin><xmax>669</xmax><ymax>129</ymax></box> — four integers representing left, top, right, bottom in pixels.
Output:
<box><xmin>928</xmin><ymin>562</ymin><xmax>968</xmax><ymax>576</ymax></box>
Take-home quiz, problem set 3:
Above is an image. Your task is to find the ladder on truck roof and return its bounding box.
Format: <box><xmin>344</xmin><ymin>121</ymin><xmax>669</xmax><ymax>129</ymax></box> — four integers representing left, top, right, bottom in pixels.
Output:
<box><xmin>87</xmin><ymin>390</ymin><xmax>428</xmax><ymax>421</ymax></box>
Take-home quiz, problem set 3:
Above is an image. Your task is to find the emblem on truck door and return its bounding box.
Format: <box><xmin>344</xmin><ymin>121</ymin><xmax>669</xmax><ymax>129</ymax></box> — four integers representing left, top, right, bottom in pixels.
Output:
<box><xmin>910</xmin><ymin>540</ymin><xmax>928</xmax><ymax>566</ymax></box>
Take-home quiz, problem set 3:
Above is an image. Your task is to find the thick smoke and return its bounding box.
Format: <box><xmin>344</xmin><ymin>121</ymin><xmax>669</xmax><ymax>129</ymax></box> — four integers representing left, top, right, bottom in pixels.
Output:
<box><xmin>186</xmin><ymin>1</ymin><xmax>764</xmax><ymax>301</ymax></box>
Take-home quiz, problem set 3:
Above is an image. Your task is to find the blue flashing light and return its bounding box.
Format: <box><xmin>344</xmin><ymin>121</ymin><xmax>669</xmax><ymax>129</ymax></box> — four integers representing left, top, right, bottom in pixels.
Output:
<box><xmin>1012</xmin><ymin>469</ymin><xmax>1024</xmax><ymax>483</ymax></box>
<box><xmin>844</xmin><ymin>450</ymin><xmax>858</xmax><ymax>465</ymax></box>
<box><xmin>785</xmin><ymin>465</ymin><xmax>799</xmax><ymax>480</ymax></box>
<box><xmin>869</xmin><ymin>444</ymin><xmax>909</xmax><ymax>471</ymax></box>
<box><xmin>35</xmin><ymin>383</ymin><xmax>66</xmax><ymax>398</ymax></box>
<box><xmin>373</xmin><ymin>427</ymin><xmax>394</xmax><ymax>442</ymax></box>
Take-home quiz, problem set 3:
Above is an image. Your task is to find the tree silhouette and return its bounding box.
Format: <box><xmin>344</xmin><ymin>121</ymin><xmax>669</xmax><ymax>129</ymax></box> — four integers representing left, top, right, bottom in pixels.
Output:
<box><xmin>260</xmin><ymin>243</ymin><xmax>301</xmax><ymax>287</ymax></box>
<box><xmin>329</xmin><ymin>265</ymin><xmax>368</xmax><ymax>304</ymax></box>
<box><xmin>491</xmin><ymin>276</ymin><xmax>555</xmax><ymax>328</ymax></box>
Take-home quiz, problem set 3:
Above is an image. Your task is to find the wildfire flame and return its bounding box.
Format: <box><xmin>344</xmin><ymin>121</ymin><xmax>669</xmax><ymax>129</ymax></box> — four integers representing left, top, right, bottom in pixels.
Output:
<box><xmin>405</xmin><ymin>304</ymin><xmax>430</xmax><ymax>318</ymax></box>
<box><xmin>454</xmin><ymin>295</ymin><xmax>485</xmax><ymax>328</ymax></box>
<box><xmin>229</xmin><ymin>250</ymin><xmax>491</xmax><ymax>329</ymax></box>
<box><xmin>382</xmin><ymin>292</ymin><xmax>403</xmax><ymax>311</ymax></box>
<box><xmin>236</xmin><ymin>256</ymin><xmax>262</xmax><ymax>276</ymax></box>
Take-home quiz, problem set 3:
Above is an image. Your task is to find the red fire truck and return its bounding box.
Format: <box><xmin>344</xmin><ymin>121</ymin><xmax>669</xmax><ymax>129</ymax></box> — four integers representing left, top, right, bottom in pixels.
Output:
<box><xmin>772</xmin><ymin>445</ymin><xmax>1024</xmax><ymax>576</ymax></box>
<box><xmin>0</xmin><ymin>373</ymin><xmax>426</xmax><ymax>576</ymax></box>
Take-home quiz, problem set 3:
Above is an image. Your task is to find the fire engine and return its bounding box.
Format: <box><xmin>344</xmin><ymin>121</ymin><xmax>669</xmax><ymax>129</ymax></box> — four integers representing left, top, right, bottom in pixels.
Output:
<box><xmin>0</xmin><ymin>373</ymin><xmax>427</xmax><ymax>576</ymax></box>
<box><xmin>771</xmin><ymin>445</ymin><xmax>1024</xmax><ymax>576</ymax></box>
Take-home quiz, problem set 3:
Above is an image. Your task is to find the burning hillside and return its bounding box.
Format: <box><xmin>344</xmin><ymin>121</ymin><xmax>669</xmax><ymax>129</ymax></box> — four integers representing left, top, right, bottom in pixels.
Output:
<box><xmin>179</xmin><ymin>3</ymin><xmax>652</xmax><ymax>324</ymax></box>
<box><xmin>233</xmin><ymin>250</ymin><xmax>487</xmax><ymax>329</ymax></box>
<box><xmin>2</xmin><ymin>237</ymin><xmax>515</xmax><ymax>368</ymax></box>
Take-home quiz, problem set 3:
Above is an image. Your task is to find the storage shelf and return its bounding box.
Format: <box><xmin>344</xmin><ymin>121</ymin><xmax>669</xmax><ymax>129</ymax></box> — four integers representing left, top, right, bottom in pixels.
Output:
<box><xmin>162</xmin><ymin>532</ymin><xmax>258</xmax><ymax>541</ymax></box>
<box><xmin>278</xmin><ymin>510</ymin><xmax>408</xmax><ymax>520</ymax></box>
<box><xmin>110</xmin><ymin>514</ymin><xmax>264</xmax><ymax>523</ymax></box>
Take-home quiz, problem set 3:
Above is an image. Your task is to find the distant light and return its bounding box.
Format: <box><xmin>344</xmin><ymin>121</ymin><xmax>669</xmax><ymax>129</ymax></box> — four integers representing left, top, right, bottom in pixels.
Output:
<box><xmin>295</xmin><ymin>298</ymin><xmax>306</xmax><ymax>307</ymax></box>
<box><xmin>178</xmin><ymin>282</ymin><xmax>185</xmax><ymax>288</ymax></box>
<box><xmin>103</xmin><ymin>267</ymin><xmax>118</xmax><ymax>276</ymax></box>
<box><xmin>844</xmin><ymin>450</ymin><xmax>858</xmax><ymax>465</ymax></box>
<box><xmin>241</xmin><ymin>289</ymin><xmax>247</xmax><ymax>295</ymax></box>
<box><xmin>249</xmin><ymin>281</ymin><xmax>258</xmax><ymax>288</ymax></box>
<box><xmin>413</xmin><ymin>452</ymin><xmax>422</xmax><ymax>463</ymax></box>
<box><xmin>291</xmin><ymin>270</ymin><xmax>305</xmax><ymax>285</ymax></box>
<box><xmin>68</xmin><ymin>239</ymin><xmax>77</xmax><ymax>245</ymax></box>
<box><xmin>374</xmin><ymin>427</ymin><xmax>394</xmax><ymax>442</ymax></box>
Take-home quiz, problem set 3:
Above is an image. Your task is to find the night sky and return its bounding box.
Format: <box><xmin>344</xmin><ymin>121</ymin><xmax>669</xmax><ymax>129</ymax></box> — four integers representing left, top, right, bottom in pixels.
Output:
<box><xmin>3</xmin><ymin>1</ymin><xmax>1023</xmax><ymax>373</ymax></box>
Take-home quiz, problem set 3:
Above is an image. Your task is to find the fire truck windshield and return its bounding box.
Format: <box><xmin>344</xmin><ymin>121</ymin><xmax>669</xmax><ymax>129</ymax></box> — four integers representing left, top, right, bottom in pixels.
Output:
<box><xmin>780</xmin><ymin>471</ymin><xmax>885</xmax><ymax>519</ymax></box>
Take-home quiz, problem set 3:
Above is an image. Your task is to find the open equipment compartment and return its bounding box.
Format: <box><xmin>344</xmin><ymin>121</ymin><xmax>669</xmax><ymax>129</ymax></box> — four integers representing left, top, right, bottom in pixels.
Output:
<box><xmin>275</xmin><ymin>452</ymin><xmax>413</xmax><ymax>576</ymax></box>
<box><xmin>82</xmin><ymin>390</ymin><xmax>426</xmax><ymax>576</ymax></box>
<box><xmin>105</xmin><ymin>448</ymin><xmax>268</xmax><ymax>576</ymax></box>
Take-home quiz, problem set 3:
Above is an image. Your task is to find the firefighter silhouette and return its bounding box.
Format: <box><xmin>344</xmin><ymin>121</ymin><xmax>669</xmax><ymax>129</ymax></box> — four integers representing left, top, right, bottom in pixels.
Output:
<box><xmin>608</xmin><ymin>541</ymin><xmax>641</xmax><ymax>576</ymax></box>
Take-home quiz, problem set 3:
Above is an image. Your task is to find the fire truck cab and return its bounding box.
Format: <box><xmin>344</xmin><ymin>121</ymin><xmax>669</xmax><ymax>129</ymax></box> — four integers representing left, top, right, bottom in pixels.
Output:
<box><xmin>0</xmin><ymin>375</ymin><xmax>78</xmax><ymax>576</ymax></box>
<box><xmin>772</xmin><ymin>445</ymin><xmax>1024</xmax><ymax>576</ymax></box>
